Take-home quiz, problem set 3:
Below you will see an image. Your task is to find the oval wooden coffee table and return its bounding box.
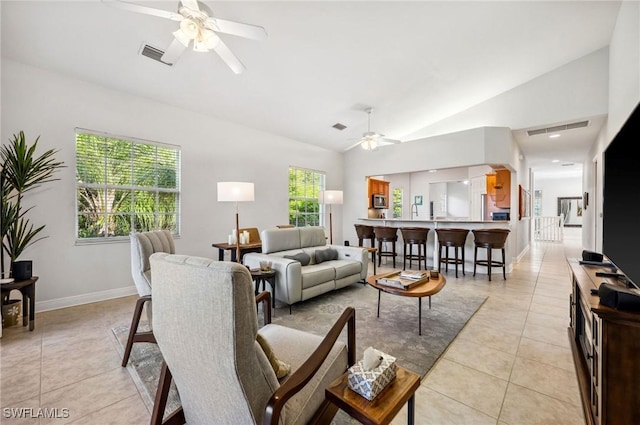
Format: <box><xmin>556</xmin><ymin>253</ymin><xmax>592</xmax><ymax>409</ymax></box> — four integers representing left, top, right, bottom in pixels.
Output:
<box><xmin>367</xmin><ymin>272</ymin><xmax>446</xmax><ymax>335</ymax></box>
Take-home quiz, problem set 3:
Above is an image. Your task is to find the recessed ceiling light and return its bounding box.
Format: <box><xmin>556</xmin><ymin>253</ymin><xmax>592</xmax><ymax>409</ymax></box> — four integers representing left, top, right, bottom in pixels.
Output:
<box><xmin>429</xmin><ymin>169</ymin><xmax>437</xmax><ymax>173</ymax></box>
<box><xmin>552</xmin><ymin>159</ymin><xmax>560</xmax><ymax>163</ymax></box>
<box><xmin>549</xmin><ymin>134</ymin><xmax>561</xmax><ymax>139</ymax></box>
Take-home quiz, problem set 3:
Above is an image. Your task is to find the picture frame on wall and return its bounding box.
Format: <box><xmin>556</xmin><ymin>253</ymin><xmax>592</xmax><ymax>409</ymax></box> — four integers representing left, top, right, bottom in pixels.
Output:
<box><xmin>518</xmin><ymin>185</ymin><xmax>531</xmax><ymax>220</ymax></box>
<box><xmin>414</xmin><ymin>195</ymin><xmax>423</xmax><ymax>205</ymax></box>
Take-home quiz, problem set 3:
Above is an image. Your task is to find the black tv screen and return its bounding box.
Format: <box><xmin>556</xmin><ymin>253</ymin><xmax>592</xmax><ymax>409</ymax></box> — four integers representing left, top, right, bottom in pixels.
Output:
<box><xmin>603</xmin><ymin>101</ymin><xmax>640</xmax><ymax>288</ymax></box>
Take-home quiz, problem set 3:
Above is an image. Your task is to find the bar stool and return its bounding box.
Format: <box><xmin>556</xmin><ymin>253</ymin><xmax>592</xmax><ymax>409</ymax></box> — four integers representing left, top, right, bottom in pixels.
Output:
<box><xmin>374</xmin><ymin>226</ymin><xmax>398</xmax><ymax>268</ymax></box>
<box><xmin>354</xmin><ymin>224</ymin><xmax>376</xmax><ymax>248</ymax></box>
<box><xmin>400</xmin><ymin>227</ymin><xmax>430</xmax><ymax>270</ymax></box>
<box><xmin>472</xmin><ymin>229</ymin><xmax>510</xmax><ymax>281</ymax></box>
<box><xmin>435</xmin><ymin>228</ymin><xmax>470</xmax><ymax>278</ymax></box>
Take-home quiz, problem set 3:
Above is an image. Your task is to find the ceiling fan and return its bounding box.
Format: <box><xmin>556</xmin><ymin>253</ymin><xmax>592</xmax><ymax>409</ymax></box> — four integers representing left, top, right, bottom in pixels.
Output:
<box><xmin>344</xmin><ymin>108</ymin><xmax>401</xmax><ymax>151</ymax></box>
<box><xmin>102</xmin><ymin>0</ymin><xmax>267</xmax><ymax>74</ymax></box>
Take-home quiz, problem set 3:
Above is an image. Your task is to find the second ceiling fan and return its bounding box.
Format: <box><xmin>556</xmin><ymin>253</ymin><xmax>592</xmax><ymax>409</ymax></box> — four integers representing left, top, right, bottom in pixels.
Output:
<box><xmin>345</xmin><ymin>108</ymin><xmax>401</xmax><ymax>151</ymax></box>
<box><xmin>103</xmin><ymin>0</ymin><xmax>267</xmax><ymax>74</ymax></box>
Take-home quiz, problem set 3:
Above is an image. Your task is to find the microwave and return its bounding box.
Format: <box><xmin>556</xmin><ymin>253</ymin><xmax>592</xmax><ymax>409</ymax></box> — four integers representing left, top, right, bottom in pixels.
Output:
<box><xmin>372</xmin><ymin>194</ymin><xmax>387</xmax><ymax>209</ymax></box>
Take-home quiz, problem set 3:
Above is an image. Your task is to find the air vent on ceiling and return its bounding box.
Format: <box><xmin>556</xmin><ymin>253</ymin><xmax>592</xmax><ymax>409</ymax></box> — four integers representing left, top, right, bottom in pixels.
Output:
<box><xmin>562</xmin><ymin>163</ymin><xmax>575</xmax><ymax>167</ymax></box>
<box><xmin>332</xmin><ymin>123</ymin><xmax>347</xmax><ymax>131</ymax></box>
<box><xmin>527</xmin><ymin>120</ymin><xmax>589</xmax><ymax>136</ymax></box>
<box><xmin>140</xmin><ymin>44</ymin><xmax>172</xmax><ymax>66</ymax></box>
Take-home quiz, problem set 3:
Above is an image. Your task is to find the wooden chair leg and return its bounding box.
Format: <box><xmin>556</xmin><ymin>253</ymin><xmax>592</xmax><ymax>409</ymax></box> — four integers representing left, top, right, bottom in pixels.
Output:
<box><xmin>502</xmin><ymin>248</ymin><xmax>507</xmax><ymax>280</ymax></box>
<box><xmin>122</xmin><ymin>295</ymin><xmax>155</xmax><ymax>367</ymax></box>
<box><xmin>151</xmin><ymin>361</ymin><xmax>186</xmax><ymax>425</ymax></box>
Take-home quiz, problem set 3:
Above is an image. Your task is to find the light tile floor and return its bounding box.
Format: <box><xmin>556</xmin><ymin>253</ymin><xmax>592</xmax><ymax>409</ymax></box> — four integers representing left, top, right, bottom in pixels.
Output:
<box><xmin>0</xmin><ymin>229</ymin><xmax>586</xmax><ymax>424</ymax></box>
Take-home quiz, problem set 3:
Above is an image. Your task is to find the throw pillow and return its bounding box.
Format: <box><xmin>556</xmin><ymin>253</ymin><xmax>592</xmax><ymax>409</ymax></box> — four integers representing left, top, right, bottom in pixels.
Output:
<box><xmin>256</xmin><ymin>333</ymin><xmax>291</xmax><ymax>379</ymax></box>
<box><xmin>283</xmin><ymin>252</ymin><xmax>311</xmax><ymax>266</ymax></box>
<box><xmin>315</xmin><ymin>248</ymin><xmax>339</xmax><ymax>264</ymax></box>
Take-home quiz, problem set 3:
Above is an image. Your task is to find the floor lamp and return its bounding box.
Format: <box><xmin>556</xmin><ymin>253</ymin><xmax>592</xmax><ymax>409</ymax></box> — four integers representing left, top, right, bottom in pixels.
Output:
<box><xmin>217</xmin><ymin>182</ymin><xmax>255</xmax><ymax>263</ymax></box>
<box><xmin>318</xmin><ymin>190</ymin><xmax>343</xmax><ymax>244</ymax></box>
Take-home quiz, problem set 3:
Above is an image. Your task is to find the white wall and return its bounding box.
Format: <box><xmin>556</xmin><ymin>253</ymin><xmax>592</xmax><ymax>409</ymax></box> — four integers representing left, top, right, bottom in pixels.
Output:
<box><xmin>534</xmin><ymin>175</ymin><xmax>583</xmax><ymax>217</ymax></box>
<box><xmin>1</xmin><ymin>60</ymin><xmax>343</xmax><ymax>309</ymax></box>
<box><xmin>586</xmin><ymin>0</ymin><xmax>640</xmax><ymax>252</ymax></box>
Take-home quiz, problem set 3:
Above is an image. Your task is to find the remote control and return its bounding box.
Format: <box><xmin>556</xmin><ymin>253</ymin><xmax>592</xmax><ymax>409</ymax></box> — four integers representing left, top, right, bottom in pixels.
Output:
<box><xmin>595</xmin><ymin>271</ymin><xmax>623</xmax><ymax>278</ymax></box>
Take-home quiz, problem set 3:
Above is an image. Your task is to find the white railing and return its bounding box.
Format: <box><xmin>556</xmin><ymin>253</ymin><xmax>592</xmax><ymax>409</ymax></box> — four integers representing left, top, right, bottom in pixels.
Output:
<box><xmin>534</xmin><ymin>216</ymin><xmax>564</xmax><ymax>242</ymax></box>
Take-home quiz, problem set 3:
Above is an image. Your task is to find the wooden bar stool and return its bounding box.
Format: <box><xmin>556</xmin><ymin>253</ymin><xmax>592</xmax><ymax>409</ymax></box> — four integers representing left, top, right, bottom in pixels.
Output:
<box><xmin>435</xmin><ymin>228</ymin><xmax>470</xmax><ymax>278</ymax></box>
<box><xmin>400</xmin><ymin>227</ymin><xmax>430</xmax><ymax>270</ymax></box>
<box><xmin>374</xmin><ymin>226</ymin><xmax>398</xmax><ymax>268</ymax></box>
<box><xmin>472</xmin><ymin>229</ymin><xmax>510</xmax><ymax>281</ymax></box>
<box><xmin>354</xmin><ymin>224</ymin><xmax>376</xmax><ymax>248</ymax></box>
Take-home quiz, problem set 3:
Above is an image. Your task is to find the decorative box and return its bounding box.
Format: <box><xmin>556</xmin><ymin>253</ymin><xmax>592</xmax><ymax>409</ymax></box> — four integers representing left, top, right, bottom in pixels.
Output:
<box><xmin>347</xmin><ymin>352</ymin><xmax>397</xmax><ymax>400</ymax></box>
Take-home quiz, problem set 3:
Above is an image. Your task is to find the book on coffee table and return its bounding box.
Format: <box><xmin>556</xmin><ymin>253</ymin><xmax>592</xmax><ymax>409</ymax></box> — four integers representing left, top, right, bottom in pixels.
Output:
<box><xmin>375</xmin><ymin>272</ymin><xmax>427</xmax><ymax>290</ymax></box>
<box><xmin>399</xmin><ymin>270</ymin><xmax>429</xmax><ymax>280</ymax></box>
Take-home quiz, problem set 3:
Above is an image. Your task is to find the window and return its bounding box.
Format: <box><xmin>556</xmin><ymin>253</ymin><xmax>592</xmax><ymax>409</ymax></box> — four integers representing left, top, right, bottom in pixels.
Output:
<box><xmin>288</xmin><ymin>167</ymin><xmax>325</xmax><ymax>227</ymax></box>
<box><xmin>392</xmin><ymin>188</ymin><xmax>403</xmax><ymax>218</ymax></box>
<box><xmin>75</xmin><ymin>129</ymin><xmax>180</xmax><ymax>241</ymax></box>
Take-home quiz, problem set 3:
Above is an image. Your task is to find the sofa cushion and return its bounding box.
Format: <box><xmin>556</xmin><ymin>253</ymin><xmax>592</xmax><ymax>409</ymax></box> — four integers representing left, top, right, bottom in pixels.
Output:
<box><xmin>299</xmin><ymin>227</ymin><xmax>327</xmax><ymax>248</ymax></box>
<box><xmin>315</xmin><ymin>248</ymin><xmax>339</xmax><ymax>264</ymax></box>
<box><xmin>301</xmin><ymin>264</ymin><xmax>336</xmax><ymax>289</ymax></box>
<box><xmin>332</xmin><ymin>259</ymin><xmax>363</xmax><ymax>280</ymax></box>
<box><xmin>284</xmin><ymin>252</ymin><xmax>311</xmax><ymax>266</ymax></box>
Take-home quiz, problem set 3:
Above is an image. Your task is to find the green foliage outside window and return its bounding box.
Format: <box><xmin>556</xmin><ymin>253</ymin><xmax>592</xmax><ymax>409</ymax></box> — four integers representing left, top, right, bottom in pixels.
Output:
<box><xmin>75</xmin><ymin>131</ymin><xmax>180</xmax><ymax>240</ymax></box>
<box><xmin>288</xmin><ymin>167</ymin><xmax>325</xmax><ymax>227</ymax></box>
<box><xmin>392</xmin><ymin>188</ymin><xmax>403</xmax><ymax>218</ymax></box>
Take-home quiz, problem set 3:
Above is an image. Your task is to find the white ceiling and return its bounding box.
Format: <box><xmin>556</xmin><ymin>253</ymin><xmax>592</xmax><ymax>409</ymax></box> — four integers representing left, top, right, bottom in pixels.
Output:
<box><xmin>1</xmin><ymin>0</ymin><xmax>622</xmax><ymax>175</ymax></box>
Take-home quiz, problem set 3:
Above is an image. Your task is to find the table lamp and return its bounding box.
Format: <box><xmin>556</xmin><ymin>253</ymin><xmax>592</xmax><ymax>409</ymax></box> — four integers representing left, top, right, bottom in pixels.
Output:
<box><xmin>318</xmin><ymin>190</ymin><xmax>343</xmax><ymax>244</ymax></box>
<box><xmin>217</xmin><ymin>182</ymin><xmax>255</xmax><ymax>262</ymax></box>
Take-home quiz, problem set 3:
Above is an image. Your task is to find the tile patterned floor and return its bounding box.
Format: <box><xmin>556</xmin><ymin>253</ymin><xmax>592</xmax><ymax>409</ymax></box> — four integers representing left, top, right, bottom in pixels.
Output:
<box><xmin>0</xmin><ymin>229</ymin><xmax>586</xmax><ymax>424</ymax></box>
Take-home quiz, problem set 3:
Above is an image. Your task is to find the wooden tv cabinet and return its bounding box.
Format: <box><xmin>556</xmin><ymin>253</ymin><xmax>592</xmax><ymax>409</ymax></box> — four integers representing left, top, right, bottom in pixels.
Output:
<box><xmin>568</xmin><ymin>259</ymin><xmax>640</xmax><ymax>425</ymax></box>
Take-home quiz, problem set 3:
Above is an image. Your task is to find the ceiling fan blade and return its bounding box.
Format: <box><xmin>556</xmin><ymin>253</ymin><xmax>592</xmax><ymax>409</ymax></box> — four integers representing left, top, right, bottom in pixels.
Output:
<box><xmin>344</xmin><ymin>140</ymin><xmax>365</xmax><ymax>152</ymax></box>
<box><xmin>102</xmin><ymin>0</ymin><xmax>181</xmax><ymax>21</ymax></box>
<box><xmin>379</xmin><ymin>137</ymin><xmax>402</xmax><ymax>145</ymax></box>
<box><xmin>161</xmin><ymin>38</ymin><xmax>188</xmax><ymax>64</ymax></box>
<box><xmin>180</xmin><ymin>0</ymin><xmax>200</xmax><ymax>12</ymax></box>
<box><xmin>206</xmin><ymin>18</ymin><xmax>268</xmax><ymax>41</ymax></box>
<box><xmin>211</xmin><ymin>38</ymin><xmax>246</xmax><ymax>74</ymax></box>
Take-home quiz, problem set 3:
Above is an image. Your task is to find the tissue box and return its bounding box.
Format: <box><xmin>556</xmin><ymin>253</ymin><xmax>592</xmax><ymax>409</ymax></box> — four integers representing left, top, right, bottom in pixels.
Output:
<box><xmin>347</xmin><ymin>352</ymin><xmax>397</xmax><ymax>400</ymax></box>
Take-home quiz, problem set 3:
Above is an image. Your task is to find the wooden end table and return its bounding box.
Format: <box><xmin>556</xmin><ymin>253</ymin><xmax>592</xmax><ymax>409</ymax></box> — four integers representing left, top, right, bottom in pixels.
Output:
<box><xmin>211</xmin><ymin>241</ymin><xmax>262</xmax><ymax>262</ymax></box>
<box><xmin>250</xmin><ymin>269</ymin><xmax>276</xmax><ymax>311</ymax></box>
<box><xmin>1</xmin><ymin>276</ymin><xmax>39</xmax><ymax>331</ymax></box>
<box><xmin>325</xmin><ymin>365</ymin><xmax>421</xmax><ymax>425</ymax></box>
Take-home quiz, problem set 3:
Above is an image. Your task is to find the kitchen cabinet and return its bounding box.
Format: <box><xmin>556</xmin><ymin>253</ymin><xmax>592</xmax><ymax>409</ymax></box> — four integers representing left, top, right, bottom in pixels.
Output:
<box><xmin>486</xmin><ymin>169</ymin><xmax>510</xmax><ymax>208</ymax></box>
<box><xmin>367</xmin><ymin>178</ymin><xmax>389</xmax><ymax>208</ymax></box>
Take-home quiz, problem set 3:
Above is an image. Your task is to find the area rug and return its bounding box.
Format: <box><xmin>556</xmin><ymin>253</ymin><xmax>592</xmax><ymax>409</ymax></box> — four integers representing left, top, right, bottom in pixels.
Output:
<box><xmin>112</xmin><ymin>281</ymin><xmax>486</xmax><ymax>422</ymax></box>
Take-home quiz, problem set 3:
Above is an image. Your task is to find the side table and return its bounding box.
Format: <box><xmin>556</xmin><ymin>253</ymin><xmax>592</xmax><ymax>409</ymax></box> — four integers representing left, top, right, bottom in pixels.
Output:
<box><xmin>325</xmin><ymin>365</ymin><xmax>420</xmax><ymax>425</ymax></box>
<box><xmin>250</xmin><ymin>269</ymin><xmax>276</xmax><ymax>310</ymax></box>
<box><xmin>1</xmin><ymin>276</ymin><xmax>39</xmax><ymax>331</ymax></box>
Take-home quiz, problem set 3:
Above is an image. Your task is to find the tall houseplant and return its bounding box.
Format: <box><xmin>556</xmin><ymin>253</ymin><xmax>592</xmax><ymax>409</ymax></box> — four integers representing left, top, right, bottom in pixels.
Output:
<box><xmin>0</xmin><ymin>131</ymin><xmax>64</xmax><ymax>278</ymax></box>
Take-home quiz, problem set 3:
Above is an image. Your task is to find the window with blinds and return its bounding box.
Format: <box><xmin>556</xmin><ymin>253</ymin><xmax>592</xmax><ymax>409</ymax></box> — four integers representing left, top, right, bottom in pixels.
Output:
<box><xmin>288</xmin><ymin>167</ymin><xmax>325</xmax><ymax>227</ymax></box>
<box><xmin>75</xmin><ymin>129</ymin><xmax>181</xmax><ymax>241</ymax></box>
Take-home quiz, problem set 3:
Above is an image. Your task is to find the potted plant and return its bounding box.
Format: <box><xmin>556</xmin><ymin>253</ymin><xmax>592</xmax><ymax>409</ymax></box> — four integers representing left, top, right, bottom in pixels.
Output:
<box><xmin>0</xmin><ymin>131</ymin><xmax>64</xmax><ymax>280</ymax></box>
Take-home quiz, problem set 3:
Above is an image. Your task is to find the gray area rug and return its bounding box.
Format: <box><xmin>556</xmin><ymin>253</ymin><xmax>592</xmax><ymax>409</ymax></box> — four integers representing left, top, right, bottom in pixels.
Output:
<box><xmin>112</xmin><ymin>281</ymin><xmax>486</xmax><ymax>423</ymax></box>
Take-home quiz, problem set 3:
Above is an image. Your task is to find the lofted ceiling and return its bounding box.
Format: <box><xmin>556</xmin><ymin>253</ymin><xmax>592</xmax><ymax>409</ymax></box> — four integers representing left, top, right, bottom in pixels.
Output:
<box><xmin>0</xmin><ymin>1</ymin><xmax>622</xmax><ymax>175</ymax></box>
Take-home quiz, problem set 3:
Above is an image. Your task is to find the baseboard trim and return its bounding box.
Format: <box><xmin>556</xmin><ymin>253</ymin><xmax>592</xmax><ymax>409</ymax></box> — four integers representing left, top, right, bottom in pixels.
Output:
<box><xmin>36</xmin><ymin>286</ymin><xmax>138</xmax><ymax>312</ymax></box>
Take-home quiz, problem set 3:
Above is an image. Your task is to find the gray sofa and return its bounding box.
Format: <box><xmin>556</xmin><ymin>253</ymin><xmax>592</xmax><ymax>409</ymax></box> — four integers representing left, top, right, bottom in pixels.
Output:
<box><xmin>244</xmin><ymin>227</ymin><xmax>368</xmax><ymax>308</ymax></box>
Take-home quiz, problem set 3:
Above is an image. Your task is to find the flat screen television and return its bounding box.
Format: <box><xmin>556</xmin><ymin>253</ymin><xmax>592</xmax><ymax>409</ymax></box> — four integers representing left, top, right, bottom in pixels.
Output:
<box><xmin>603</xmin><ymin>101</ymin><xmax>640</xmax><ymax>288</ymax></box>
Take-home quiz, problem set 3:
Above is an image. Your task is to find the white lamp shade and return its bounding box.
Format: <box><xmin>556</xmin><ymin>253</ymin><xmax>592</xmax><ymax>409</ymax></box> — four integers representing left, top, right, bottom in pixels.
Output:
<box><xmin>318</xmin><ymin>190</ymin><xmax>343</xmax><ymax>205</ymax></box>
<box><xmin>217</xmin><ymin>182</ymin><xmax>255</xmax><ymax>202</ymax></box>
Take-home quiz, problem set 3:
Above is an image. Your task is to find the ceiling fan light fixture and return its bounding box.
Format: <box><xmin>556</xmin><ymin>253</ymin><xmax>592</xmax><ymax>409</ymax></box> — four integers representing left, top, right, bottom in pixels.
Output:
<box><xmin>361</xmin><ymin>137</ymin><xmax>378</xmax><ymax>151</ymax></box>
<box><xmin>179</xmin><ymin>17</ymin><xmax>199</xmax><ymax>39</ymax></box>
